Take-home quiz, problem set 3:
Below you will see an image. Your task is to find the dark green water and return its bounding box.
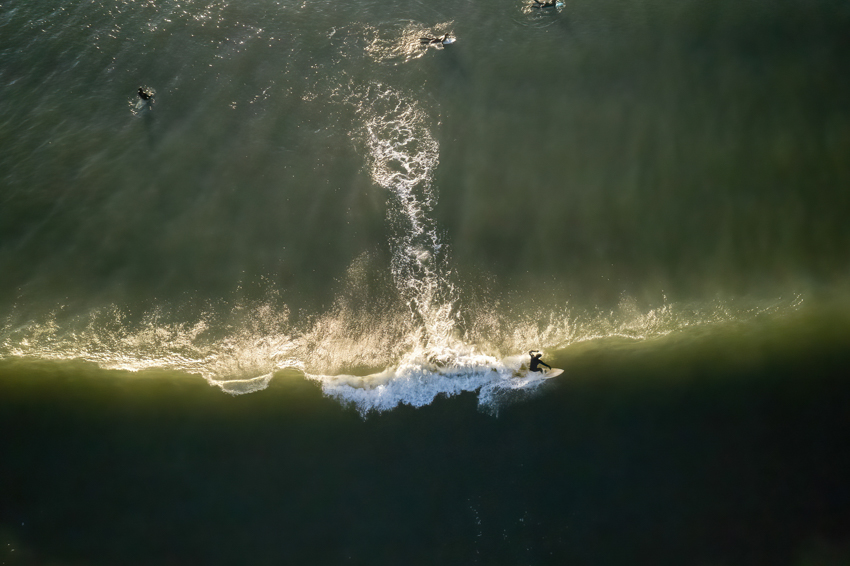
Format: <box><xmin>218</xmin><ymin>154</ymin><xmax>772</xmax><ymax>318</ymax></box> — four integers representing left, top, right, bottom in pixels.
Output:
<box><xmin>2</xmin><ymin>306</ymin><xmax>850</xmax><ymax>565</ymax></box>
<box><xmin>2</xmin><ymin>0</ymin><xmax>850</xmax><ymax>562</ymax></box>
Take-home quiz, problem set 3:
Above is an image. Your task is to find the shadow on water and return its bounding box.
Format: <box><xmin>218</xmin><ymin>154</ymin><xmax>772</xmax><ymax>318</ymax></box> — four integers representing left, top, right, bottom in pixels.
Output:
<box><xmin>141</xmin><ymin>104</ymin><xmax>156</xmax><ymax>149</ymax></box>
<box><xmin>131</xmin><ymin>89</ymin><xmax>158</xmax><ymax>149</ymax></box>
<box><xmin>134</xmin><ymin>99</ymin><xmax>158</xmax><ymax>149</ymax></box>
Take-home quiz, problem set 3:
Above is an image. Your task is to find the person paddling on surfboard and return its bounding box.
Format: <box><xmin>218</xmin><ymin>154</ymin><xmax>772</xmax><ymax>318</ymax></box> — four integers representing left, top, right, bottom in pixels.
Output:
<box><xmin>529</xmin><ymin>350</ymin><xmax>552</xmax><ymax>373</ymax></box>
<box><xmin>137</xmin><ymin>86</ymin><xmax>154</xmax><ymax>106</ymax></box>
<box><xmin>420</xmin><ymin>33</ymin><xmax>452</xmax><ymax>46</ymax></box>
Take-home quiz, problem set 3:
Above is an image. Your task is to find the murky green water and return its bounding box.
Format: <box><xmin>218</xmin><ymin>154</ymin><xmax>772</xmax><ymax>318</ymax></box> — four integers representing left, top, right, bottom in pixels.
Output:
<box><xmin>1</xmin><ymin>0</ymin><xmax>849</xmax><ymax>562</ymax></box>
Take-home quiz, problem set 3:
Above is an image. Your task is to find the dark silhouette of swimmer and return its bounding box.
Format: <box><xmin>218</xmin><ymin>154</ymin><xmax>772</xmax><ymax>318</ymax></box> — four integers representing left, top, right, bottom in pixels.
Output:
<box><xmin>137</xmin><ymin>87</ymin><xmax>154</xmax><ymax>103</ymax></box>
<box><xmin>532</xmin><ymin>0</ymin><xmax>558</xmax><ymax>7</ymax></box>
<box><xmin>529</xmin><ymin>350</ymin><xmax>552</xmax><ymax>373</ymax></box>
<box><xmin>420</xmin><ymin>33</ymin><xmax>451</xmax><ymax>45</ymax></box>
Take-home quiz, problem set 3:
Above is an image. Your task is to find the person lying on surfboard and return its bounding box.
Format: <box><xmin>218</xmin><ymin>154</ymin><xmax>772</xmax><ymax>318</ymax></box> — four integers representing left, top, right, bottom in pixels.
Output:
<box><xmin>137</xmin><ymin>87</ymin><xmax>155</xmax><ymax>108</ymax></box>
<box><xmin>420</xmin><ymin>33</ymin><xmax>452</xmax><ymax>46</ymax></box>
<box><xmin>529</xmin><ymin>350</ymin><xmax>552</xmax><ymax>373</ymax></box>
<box><xmin>531</xmin><ymin>0</ymin><xmax>558</xmax><ymax>8</ymax></box>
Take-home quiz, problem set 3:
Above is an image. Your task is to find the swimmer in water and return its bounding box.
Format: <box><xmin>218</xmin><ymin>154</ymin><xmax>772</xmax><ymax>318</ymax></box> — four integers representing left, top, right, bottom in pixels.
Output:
<box><xmin>420</xmin><ymin>33</ymin><xmax>451</xmax><ymax>45</ymax></box>
<box><xmin>137</xmin><ymin>87</ymin><xmax>154</xmax><ymax>103</ymax></box>
<box><xmin>531</xmin><ymin>0</ymin><xmax>558</xmax><ymax>7</ymax></box>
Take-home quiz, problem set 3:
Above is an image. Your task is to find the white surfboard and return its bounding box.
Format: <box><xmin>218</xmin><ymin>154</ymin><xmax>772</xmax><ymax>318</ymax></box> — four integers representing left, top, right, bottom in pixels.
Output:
<box><xmin>512</xmin><ymin>368</ymin><xmax>563</xmax><ymax>380</ymax></box>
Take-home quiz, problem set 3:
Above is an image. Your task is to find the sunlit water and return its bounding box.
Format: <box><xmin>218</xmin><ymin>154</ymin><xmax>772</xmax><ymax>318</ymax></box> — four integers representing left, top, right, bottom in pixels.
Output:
<box><xmin>1</xmin><ymin>0</ymin><xmax>848</xmax><ymax>413</ymax></box>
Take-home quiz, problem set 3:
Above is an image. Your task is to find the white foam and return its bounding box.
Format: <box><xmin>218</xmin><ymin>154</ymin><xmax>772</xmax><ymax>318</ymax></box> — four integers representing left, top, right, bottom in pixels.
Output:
<box><xmin>308</xmin><ymin>350</ymin><xmax>549</xmax><ymax>415</ymax></box>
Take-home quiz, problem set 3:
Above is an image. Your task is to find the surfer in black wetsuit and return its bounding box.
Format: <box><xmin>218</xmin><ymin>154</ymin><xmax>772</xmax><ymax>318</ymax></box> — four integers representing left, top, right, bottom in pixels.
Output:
<box><xmin>531</xmin><ymin>0</ymin><xmax>558</xmax><ymax>7</ymax></box>
<box><xmin>420</xmin><ymin>33</ymin><xmax>451</xmax><ymax>46</ymax></box>
<box><xmin>529</xmin><ymin>350</ymin><xmax>552</xmax><ymax>373</ymax></box>
<box><xmin>138</xmin><ymin>86</ymin><xmax>154</xmax><ymax>104</ymax></box>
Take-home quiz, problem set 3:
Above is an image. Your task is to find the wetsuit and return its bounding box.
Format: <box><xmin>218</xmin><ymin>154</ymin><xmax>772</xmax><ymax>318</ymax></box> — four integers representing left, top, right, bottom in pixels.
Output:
<box><xmin>529</xmin><ymin>351</ymin><xmax>552</xmax><ymax>373</ymax></box>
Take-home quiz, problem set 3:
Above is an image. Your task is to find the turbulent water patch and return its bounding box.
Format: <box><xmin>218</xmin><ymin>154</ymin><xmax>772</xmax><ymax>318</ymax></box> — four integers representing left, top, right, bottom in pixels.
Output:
<box><xmin>0</xmin><ymin>290</ymin><xmax>806</xmax><ymax>414</ymax></box>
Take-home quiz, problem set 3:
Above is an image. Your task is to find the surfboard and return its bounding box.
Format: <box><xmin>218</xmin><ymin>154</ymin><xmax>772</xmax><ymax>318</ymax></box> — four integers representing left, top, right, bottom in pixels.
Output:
<box><xmin>512</xmin><ymin>368</ymin><xmax>563</xmax><ymax>380</ymax></box>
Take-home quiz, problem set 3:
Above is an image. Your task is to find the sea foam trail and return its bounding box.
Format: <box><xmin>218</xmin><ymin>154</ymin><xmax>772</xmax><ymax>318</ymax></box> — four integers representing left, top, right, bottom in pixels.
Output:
<box><xmin>307</xmin><ymin>82</ymin><xmax>522</xmax><ymax>412</ymax></box>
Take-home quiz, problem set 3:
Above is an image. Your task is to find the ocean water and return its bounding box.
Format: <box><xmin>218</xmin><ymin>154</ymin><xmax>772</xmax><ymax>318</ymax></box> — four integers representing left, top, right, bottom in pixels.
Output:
<box><xmin>1</xmin><ymin>0</ymin><xmax>850</xmax><ymax>563</ymax></box>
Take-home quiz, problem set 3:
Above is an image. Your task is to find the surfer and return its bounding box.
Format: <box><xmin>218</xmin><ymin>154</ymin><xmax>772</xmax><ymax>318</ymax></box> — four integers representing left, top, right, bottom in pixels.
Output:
<box><xmin>531</xmin><ymin>0</ymin><xmax>558</xmax><ymax>7</ymax></box>
<box><xmin>420</xmin><ymin>33</ymin><xmax>452</xmax><ymax>46</ymax></box>
<box><xmin>529</xmin><ymin>350</ymin><xmax>552</xmax><ymax>373</ymax></box>
<box><xmin>137</xmin><ymin>86</ymin><xmax>154</xmax><ymax>104</ymax></box>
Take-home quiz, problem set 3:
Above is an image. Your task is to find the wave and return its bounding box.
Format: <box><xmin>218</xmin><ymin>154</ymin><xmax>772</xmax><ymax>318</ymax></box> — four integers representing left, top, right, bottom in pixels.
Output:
<box><xmin>0</xmin><ymin>21</ymin><xmax>813</xmax><ymax>415</ymax></box>
<box><xmin>0</xmin><ymin>290</ymin><xmax>804</xmax><ymax>414</ymax></box>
